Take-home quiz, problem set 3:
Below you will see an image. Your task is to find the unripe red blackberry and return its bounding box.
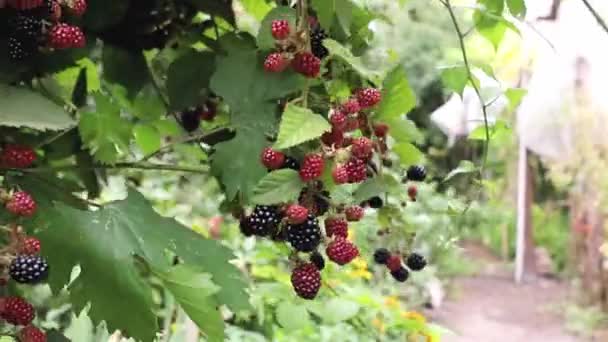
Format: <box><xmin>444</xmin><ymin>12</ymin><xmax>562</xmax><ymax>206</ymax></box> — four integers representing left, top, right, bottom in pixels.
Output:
<box><xmin>321</xmin><ymin>128</ymin><xmax>344</xmax><ymax>147</ymax></box>
<box><xmin>0</xmin><ymin>144</ymin><xmax>36</xmax><ymax>168</ymax></box>
<box><xmin>7</xmin><ymin>0</ymin><xmax>43</xmax><ymax>10</ymax></box>
<box><xmin>374</xmin><ymin>123</ymin><xmax>389</xmax><ymax>137</ymax></box>
<box><xmin>292</xmin><ymin>52</ymin><xmax>321</xmax><ymax>78</ymax></box>
<box><xmin>291</xmin><ymin>263</ymin><xmax>321</xmax><ymax>299</ymax></box>
<box><xmin>20</xmin><ymin>237</ymin><xmax>41</xmax><ymax>255</ymax></box>
<box><xmin>264</xmin><ymin>53</ymin><xmax>289</xmax><ymax>73</ymax></box>
<box><xmin>299</xmin><ymin>154</ymin><xmax>324</xmax><ymax>182</ymax></box>
<box><xmin>386</xmin><ymin>255</ymin><xmax>402</xmax><ymax>272</ymax></box>
<box><xmin>6</xmin><ymin>191</ymin><xmax>37</xmax><ymax>217</ymax></box>
<box><xmin>2</xmin><ymin>296</ymin><xmax>35</xmax><ymax>326</ymax></box>
<box><xmin>69</xmin><ymin>0</ymin><xmax>87</xmax><ymax>16</ymax></box>
<box><xmin>271</xmin><ymin>19</ymin><xmax>290</xmax><ymax>40</ymax></box>
<box><xmin>260</xmin><ymin>147</ymin><xmax>285</xmax><ymax>170</ymax></box>
<box><xmin>345</xmin><ymin>158</ymin><xmax>367</xmax><ymax>183</ymax></box>
<box><xmin>331</xmin><ymin>164</ymin><xmax>349</xmax><ymax>185</ymax></box>
<box><xmin>19</xmin><ymin>325</ymin><xmax>46</xmax><ymax>342</ymax></box>
<box><xmin>356</xmin><ymin>88</ymin><xmax>382</xmax><ymax>108</ymax></box>
<box><xmin>351</xmin><ymin>137</ymin><xmax>373</xmax><ymax>160</ymax></box>
<box><xmin>330</xmin><ymin>110</ymin><xmax>347</xmax><ymax>130</ymax></box>
<box><xmin>344</xmin><ymin>206</ymin><xmax>364</xmax><ymax>222</ymax></box>
<box><xmin>285</xmin><ymin>204</ymin><xmax>309</xmax><ymax>225</ymax></box>
<box><xmin>326</xmin><ymin>237</ymin><xmax>359</xmax><ymax>265</ymax></box>
<box><xmin>407</xmin><ymin>185</ymin><xmax>418</xmax><ymax>201</ymax></box>
<box><xmin>341</xmin><ymin>99</ymin><xmax>361</xmax><ymax>114</ymax></box>
<box><xmin>324</xmin><ymin>217</ymin><xmax>348</xmax><ymax>238</ymax></box>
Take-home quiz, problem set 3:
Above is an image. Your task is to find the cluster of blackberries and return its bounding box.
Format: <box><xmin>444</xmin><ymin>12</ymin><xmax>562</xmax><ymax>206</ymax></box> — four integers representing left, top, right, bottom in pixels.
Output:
<box><xmin>0</xmin><ymin>296</ymin><xmax>46</xmax><ymax>341</ymax></box>
<box><xmin>374</xmin><ymin>249</ymin><xmax>427</xmax><ymax>282</ymax></box>
<box><xmin>2</xmin><ymin>0</ymin><xmax>87</xmax><ymax>61</ymax></box>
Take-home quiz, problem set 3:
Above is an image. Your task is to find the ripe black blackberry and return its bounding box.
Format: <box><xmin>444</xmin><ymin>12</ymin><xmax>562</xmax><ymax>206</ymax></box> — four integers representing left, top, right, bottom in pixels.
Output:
<box><xmin>373</xmin><ymin>248</ymin><xmax>390</xmax><ymax>264</ymax></box>
<box><xmin>9</xmin><ymin>255</ymin><xmax>49</xmax><ymax>284</ymax></box>
<box><xmin>179</xmin><ymin>108</ymin><xmax>201</xmax><ymax>132</ymax></box>
<box><xmin>310</xmin><ymin>251</ymin><xmax>325</xmax><ymax>270</ymax></box>
<box><xmin>367</xmin><ymin>196</ymin><xmax>384</xmax><ymax>209</ymax></box>
<box><xmin>7</xmin><ymin>36</ymin><xmax>34</xmax><ymax>61</ymax></box>
<box><xmin>9</xmin><ymin>15</ymin><xmax>42</xmax><ymax>40</ymax></box>
<box><xmin>390</xmin><ymin>267</ymin><xmax>409</xmax><ymax>282</ymax></box>
<box><xmin>286</xmin><ymin>215</ymin><xmax>321</xmax><ymax>252</ymax></box>
<box><xmin>406</xmin><ymin>253</ymin><xmax>427</xmax><ymax>271</ymax></box>
<box><xmin>247</xmin><ymin>205</ymin><xmax>283</xmax><ymax>237</ymax></box>
<box><xmin>280</xmin><ymin>156</ymin><xmax>300</xmax><ymax>171</ymax></box>
<box><xmin>239</xmin><ymin>216</ymin><xmax>254</xmax><ymax>237</ymax></box>
<box><xmin>310</xmin><ymin>26</ymin><xmax>328</xmax><ymax>59</ymax></box>
<box><xmin>406</xmin><ymin>165</ymin><xmax>427</xmax><ymax>182</ymax></box>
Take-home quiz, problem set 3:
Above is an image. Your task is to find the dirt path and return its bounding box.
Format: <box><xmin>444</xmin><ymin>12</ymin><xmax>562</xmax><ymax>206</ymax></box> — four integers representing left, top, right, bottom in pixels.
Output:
<box><xmin>426</xmin><ymin>243</ymin><xmax>584</xmax><ymax>342</ymax></box>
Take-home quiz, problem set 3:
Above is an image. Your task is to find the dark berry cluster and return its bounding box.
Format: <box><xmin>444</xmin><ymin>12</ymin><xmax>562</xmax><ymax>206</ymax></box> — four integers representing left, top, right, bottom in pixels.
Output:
<box><xmin>2</xmin><ymin>0</ymin><xmax>87</xmax><ymax>61</ymax></box>
<box><xmin>373</xmin><ymin>249</ymin><xmax>427</xmax><ymax>282</ymax></box>
<box><xmin>177</xmin><ymin>100</ymin><xmax>218</xmax><ymax>132</ymax></box>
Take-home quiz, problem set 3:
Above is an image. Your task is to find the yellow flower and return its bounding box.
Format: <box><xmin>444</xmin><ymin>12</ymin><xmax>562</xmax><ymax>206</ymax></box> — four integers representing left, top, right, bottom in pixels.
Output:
<box><xmin>346</xmin><ymin>268</ymin><xmax>372</xmax><ymax>280</ymax></box>
<box><xmin>352</xmin><ymin>258</ymin><xmax>368</xmax><ymax>270</ymax></box>
<box><xmin>422</xmin><ymin>331</ymin><xmax>437</xmax><ymax>342</ymax></box>
<box><xmin>384</xmin><ymin>296</ymin><xmax>399</xmax><ymax>308</ymax></box>
<box><xmin>401</xmin><ymin>311</ymin><xmax>427</xmax><ymax>324</ymax></box>
<box><xmin>371</xmin><ymin>318</ymin><xmax>385</xmax><ymax>333</ymax></box>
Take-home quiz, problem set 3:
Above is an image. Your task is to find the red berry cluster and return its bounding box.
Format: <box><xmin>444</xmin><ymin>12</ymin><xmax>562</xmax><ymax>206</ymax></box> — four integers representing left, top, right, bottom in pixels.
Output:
<box><xmin>0</xmin><ymin>296</ymin><xmax>46</xmax><ymax>341</ymax></box>
<box><xmin>263</xmin><ymin>19</ymin><xmax>322</xmax><ymax>78</ymax></box>
<box><xmin>1</xmin><ymin>0</ymin><xmax>87</xmax><ymax>61</ymax></box>
<box><xmin>0</xmin><ymin>145</ymin><xmax>49</xmax><ymax>340</ymax></box>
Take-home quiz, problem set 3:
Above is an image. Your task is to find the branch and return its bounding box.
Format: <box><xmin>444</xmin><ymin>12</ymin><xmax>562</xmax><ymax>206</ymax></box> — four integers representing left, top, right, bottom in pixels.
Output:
<box><xmin>441</xmin><ymin>0</ymin><xmax>491</xmax><ymax>169</ymax></box>
<box><xmin>140</xmin><ymin>128</ymin><xmax>235</xmax><ymax>161</ymax></box>
<box><xmin>581</xmin><ymin>0</ymin><xmax>608</xmax><ymax>35</ymax></box>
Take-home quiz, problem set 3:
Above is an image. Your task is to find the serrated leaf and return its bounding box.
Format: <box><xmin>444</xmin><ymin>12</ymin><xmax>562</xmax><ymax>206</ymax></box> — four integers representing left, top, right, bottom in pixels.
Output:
<box><xmin>257</xmin><ymin>7</ymin><xmax>297</xmax><ymax>50</ymax></box>
<box><xmin>166</xmin><ymin>51</ymin><xmax>215</xmax><ymax>110</ymax></box>
<box><xmin>274</xmin><ymin>105</ymin><xmax>331</xmax><ymax>149</ymax></box>
<box><xmin>276</xmin><ymin>302</ymin><xmax>311</xmax><ymax>330</ymax></box>
<box><xmin>252</xmin><ymin>170</ymin><xmax>304</xmax><ymax>204</ymax></box>
<box><xmin>324</xmin><ymin>39</ymin><xmax>383</xmax><ymax>83</ymax></box>
<box><xmin>79</xmin><ymin>93</ymin><xmax>132</xmax><ymax>164</ymax></box>
<box><xmin>353</xmin><ymin>177</ymin><xmax>387</xmax><ymax>203</ymax></box>
<box><xmin>155</xmin><ymin>265</ymin><xmax>224</xmax><ymax>342</ymax></box>
<box><xmin>440</xmin><ymin>66</ymin><xmax>468</xmax><ymax>96</ymax></box>
<box><xmin>210</xmin><ymin>47</ymin><xmax>304</xmax><ymax>202</ymax></box>
<box><xmin>507</xmin><ymin>0</ymin><xmax>526</xmax><ymax>17</ymax></box>
<box><xmin>33</xmin><ymin>190</ymin><xmax>249</xmax><ymax>342</ymax></box>
<box><xmin>394</xmin><ymin>142</ymin><xmax>423</xmax><ymax>166</ymax></box>
<box><xmin>375</xmin><ymin>66</ymin><xmax>416</xmax><ymax>121</ymax></box>
<box><xmin>444</xmin><ymin>160</ymin><xmax>478</xmax><ymax>182</ymax></box>
<box><xmin>133</xmin><ymin>124</ymin><xmax>161</xmax><ymax>154</ymax></box>
<box><xmin>0</xmin><ymin>84</ymin><xmax>75</xmax><ymax>131</ymax></box>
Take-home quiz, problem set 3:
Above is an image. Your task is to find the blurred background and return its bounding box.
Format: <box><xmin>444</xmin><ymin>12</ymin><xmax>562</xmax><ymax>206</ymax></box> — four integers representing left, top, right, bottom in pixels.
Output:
<box><xmin>15</xmin><ymin>0</ymin><xmax>608</xmax><ymax>341</ymax></box>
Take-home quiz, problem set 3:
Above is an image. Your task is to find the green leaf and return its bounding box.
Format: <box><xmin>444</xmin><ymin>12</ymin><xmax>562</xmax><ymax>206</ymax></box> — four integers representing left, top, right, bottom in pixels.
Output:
<box><xmin>210</xmin><ymin>48</ymin><xmax>304</xmax><ymax>202</ymax></box>
<box><xmin>311</xmin><ymin>0</ymin><xmax>335</xmax><ymax>29</ymax></box>
<box><xmin>156</xmin><ymin>265</ymin><xmax>224</xmax><ymax>342</ymax></box>
<box><xmin>468</xmin><ymin>120</ymin><xmax>510</xmax><ymax>141</ymax></box>
<box><xmin>375</xmin><ymin>66</ymin><xmax>416</xmax><ymax>121</ymax></box>
<box><xmin>308</xmin><ymin>298</ymin><xmax>360</xmax><ymax>324</ymax></box>
<box><xmin>276</xmin><ymin>302</ymin><xmax>311</xmax><ymax>330</ymax></box>
<box><xmin>78</xmin><ymin>93</ymin><xmax>132</xmax><ymax>164</ymax></box>
<box><xmin>257</xmin><ymin>7</ymin><xmax>297</xmax><ymax>50</ymax></box>
<box><xmin>83</xmin><ymin>0</ymin><xmax>129</xmax><ymax>30</ymax></box>
<box><xmin>0</xmin><ymin>84</ymin><xmax>75</xmax><ymax>131</ymax></box>
<box><xmin>386</xmin><ymin>117</ymin><xmax>423</xmax><ymax>144</ymax></box>
<box><xmin>353</xmin><ymin>177</ymin><xmax>387</xmax><ymax>203</ymax></box>
<box><xmin>46</xmin><ymin>330</ymin><xmax>71</xmax><ymax>342</ymax></box>
<box><xmin>505</xmin><ymin>88</ymin><xmax>527</xmax><ymax>111</ymax></box>
<box><xmin>133</xmin><ymin>85</ymin><xmax>165</xmax><ymax>121</ymax></box>
<box><xmin>394</xmin><ymin>142</ymin><xmax>423</xmax><ymax>166</ymax></box>
<box><xmin>34</xmin><ymin>190</ymin><xmax>249</xmax><ymax>341</ymax></box>
<box><xmin>240</xmin><ymin>0</ymin><xmax>273</xmax><ymax>21</ymax></box>
<box><xmin>444</xmin><ymin>160</ymin><xmax>478</xmax><ymax>182</ymax></box>
<box><xmin>324</xmin><ymin>39</ymin><xmax>383</xmax><ymax>83</ymax></box>
<box><xmin>507</xmin><ymin>0</ymin><xmax>526</xmax><ymax>17</ymax></box>
<box><xmin>252</xmin><ymin>169</ymin><xmax>305</xmax><ymax>205</ymax></box>
<box><xmin>274</xmin><ymin>105</ymin><xmax>331</xmax><ymax>149</ymax></box>
<box><xmin>474</xmin><ymin>0</ymin><xmax>506</xmax><ymax>50</ymax></box>
<box><xmin>133</xmin><ymin>124</ymin><xmax>161</xmax><ymax>155</ymax></box>
<box><xmin>440</xmin><ymin>66</ymin><xmax>469</xmax><ymax>96</ymax></box>
<box><xmin>102</xmin><ymin>46</ymin><xmax>149</xmax><ymax>98</ymax></box>
<box><xmin>166</xmin><ymin>51</ymin><xmax>215</xmax><ymax>110</ymax></box>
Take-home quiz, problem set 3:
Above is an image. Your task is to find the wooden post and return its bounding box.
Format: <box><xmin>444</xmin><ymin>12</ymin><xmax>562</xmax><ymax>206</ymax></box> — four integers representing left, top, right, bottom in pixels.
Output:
<box><xmin>515</xmin><ymin>143</ymin><xmax>535</xmax><ymax>282</ymax></box>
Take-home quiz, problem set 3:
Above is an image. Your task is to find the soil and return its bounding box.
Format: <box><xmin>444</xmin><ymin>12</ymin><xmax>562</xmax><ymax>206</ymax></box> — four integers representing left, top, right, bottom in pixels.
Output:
<box><xmin>425</xmin><ymin>242</ymin><xmax>600</xmax><ymax>342</ymax></box>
